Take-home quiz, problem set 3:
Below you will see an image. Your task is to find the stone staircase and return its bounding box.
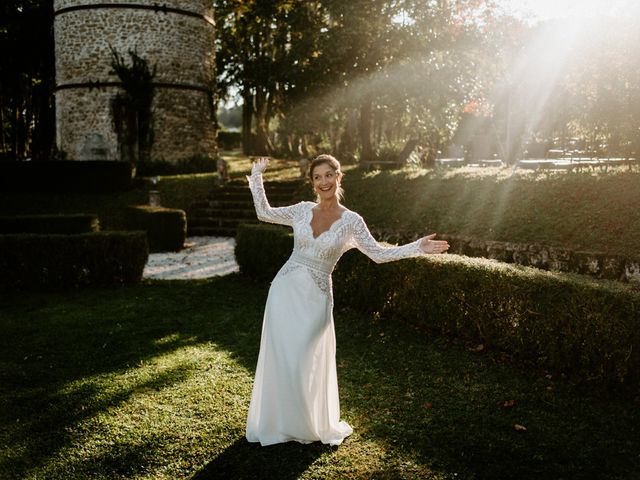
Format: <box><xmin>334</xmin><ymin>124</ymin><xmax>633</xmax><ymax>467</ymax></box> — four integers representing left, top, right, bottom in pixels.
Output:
<box><xmin>187</xmin><ymin>178</ymin><xmax>310</xmax><ymax>237</ymax></box>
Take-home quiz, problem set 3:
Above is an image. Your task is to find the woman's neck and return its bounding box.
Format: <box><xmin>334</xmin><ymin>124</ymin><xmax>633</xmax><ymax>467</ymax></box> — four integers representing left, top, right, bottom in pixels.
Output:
<box><xmin>316</xmin><ymin>197</ymin><xmax>340</xmax><ymax>211</ymax></box>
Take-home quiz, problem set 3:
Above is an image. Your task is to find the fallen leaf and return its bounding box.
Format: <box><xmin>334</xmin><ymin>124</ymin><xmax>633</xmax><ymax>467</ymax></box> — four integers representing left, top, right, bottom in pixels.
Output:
<box><xmin>468</xmin><ymin>344</ymin><xmax>485</xmax><ymax>353</ymax></box>
<box><xmin>513</xmin><ymin>423</ymin><xmax>527</xmax><ymax>432</ymax></box>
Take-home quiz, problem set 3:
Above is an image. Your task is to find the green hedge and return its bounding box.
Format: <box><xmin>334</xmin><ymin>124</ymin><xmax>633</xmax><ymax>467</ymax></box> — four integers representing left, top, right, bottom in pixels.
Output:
<box><xmin>217</xmin><ymin>131</ymin><xmax>242</xmax><ymax>150</ymax></box>
<box><xmin>0</xmin><ymin>214</ymin><xmax>100</xmax><ymax>234</ymax></box>
<box><xmin>0</xmin><ymin>232</ymin><xmax>148</xmax><ymax>289</ymax></box>
<box><xmin>0</xmin><ymin>160</ymin><xmax>134</xmax><ymax>192</ymax></box>
<box><xmin>234</xmin><ymin>223</ymin><xmax>293</xmax><ymax>281</ymax></box>
<box><xmin>235</xmin><ymin>223</ymin><xmax>640</xmax><ymax>390</ymax></box>
<box><xmin>125</xmin><ymin>205</ymin><xmax>186</xmax><ymax>252</ymax></box>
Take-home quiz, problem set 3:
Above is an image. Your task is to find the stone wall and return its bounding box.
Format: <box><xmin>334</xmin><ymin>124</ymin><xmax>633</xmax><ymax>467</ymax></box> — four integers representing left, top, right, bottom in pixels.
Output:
<box><xmin>372</xmin><ymin>229</ymin><xmax>640</xmax><ymax>283</ymax></box>
<box><xmin>54</xmin><ymin>1</ymin><xmax>216</xmax><ymax>162</ymax></box>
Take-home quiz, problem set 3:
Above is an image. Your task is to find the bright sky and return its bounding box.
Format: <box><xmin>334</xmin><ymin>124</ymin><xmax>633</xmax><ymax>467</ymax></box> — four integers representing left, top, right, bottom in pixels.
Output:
<box><xmin>498</xmin><ymin>0</ymin><xmax>638</xmax><ymax>21</ymax></box>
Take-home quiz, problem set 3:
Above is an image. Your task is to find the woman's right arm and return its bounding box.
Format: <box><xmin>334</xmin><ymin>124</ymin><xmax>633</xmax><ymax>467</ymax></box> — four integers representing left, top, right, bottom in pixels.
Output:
<box><xmin>247</xmin><ymin>158</ymin><xmax>299</xmax><ymax>227</ymax></box>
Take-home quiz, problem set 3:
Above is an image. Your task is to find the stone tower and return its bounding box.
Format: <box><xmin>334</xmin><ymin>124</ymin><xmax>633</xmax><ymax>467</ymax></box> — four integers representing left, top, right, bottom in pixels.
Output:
<box><xmin>54</xmin><ymin>1</ymin><xmax>216</xmax><ymax>162</ymax></box>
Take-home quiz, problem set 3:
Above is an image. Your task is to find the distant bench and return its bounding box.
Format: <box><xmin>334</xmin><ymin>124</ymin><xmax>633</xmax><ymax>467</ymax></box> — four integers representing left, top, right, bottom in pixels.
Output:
<box><xmin>516</xmin><ymin>158</ymin><xmax>639</xmax><ymax>172</ymax></box>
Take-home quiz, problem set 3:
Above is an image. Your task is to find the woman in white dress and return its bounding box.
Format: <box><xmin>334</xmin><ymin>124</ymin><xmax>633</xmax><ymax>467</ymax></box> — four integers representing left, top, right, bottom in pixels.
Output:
<box><xmin>245</xmin><ymin>154</ymin><xmax>449</xmax><ymax>447</ymax></box>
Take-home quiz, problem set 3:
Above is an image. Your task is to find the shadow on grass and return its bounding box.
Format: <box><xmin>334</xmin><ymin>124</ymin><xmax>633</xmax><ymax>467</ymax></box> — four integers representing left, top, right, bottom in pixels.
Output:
<box><xmin>0</xmin><ymin>276</ymin><xmax>263</xmax><ymax>478</ymax></box>
<box><xmin>2</xmin><ymin>276</ymin><xmax>640</xmax><ymax>480</ymax></box>
<box><xmin>192</xmin><ymin>437</ymin><xmax>333</xmax><ymax>480</ymax></box>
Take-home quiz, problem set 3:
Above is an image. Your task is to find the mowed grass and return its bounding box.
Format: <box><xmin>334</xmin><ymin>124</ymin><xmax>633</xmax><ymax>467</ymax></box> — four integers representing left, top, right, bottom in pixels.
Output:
<box><xmin>342</xmin><ymin>166</ymin><xmax>640</xmax><ymax>258</ymax></box>
<box><xmin>1</xmin><ymin>276</ymin><xmax>639</xmax><ymax>480</ymax></box>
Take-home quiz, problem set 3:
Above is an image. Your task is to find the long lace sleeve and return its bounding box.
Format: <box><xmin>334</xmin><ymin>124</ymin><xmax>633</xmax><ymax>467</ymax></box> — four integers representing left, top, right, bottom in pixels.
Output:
<box><xmin>247</xmin><ymin>172</ymin><xmax>299</xmax><ymax>227</ymax></box>
<box><xmin>351</xmin><ymin>213</ymin><xmax>424</xmax><ymax>263</ymax></box>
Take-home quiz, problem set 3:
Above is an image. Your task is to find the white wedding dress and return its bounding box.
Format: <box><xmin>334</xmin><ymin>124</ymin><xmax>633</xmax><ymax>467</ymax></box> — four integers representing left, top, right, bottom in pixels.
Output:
<box><xmin>245</xmin><ymin>172</ymin><xmax>426</xmax><ymax>446</ymax></box>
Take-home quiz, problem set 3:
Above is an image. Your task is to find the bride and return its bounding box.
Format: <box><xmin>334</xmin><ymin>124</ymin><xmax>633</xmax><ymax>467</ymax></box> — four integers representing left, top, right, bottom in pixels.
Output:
<box><xmin>245</xmin><ymin>154</ymin><xmax>449</xmax><ymax>446</ymax></box>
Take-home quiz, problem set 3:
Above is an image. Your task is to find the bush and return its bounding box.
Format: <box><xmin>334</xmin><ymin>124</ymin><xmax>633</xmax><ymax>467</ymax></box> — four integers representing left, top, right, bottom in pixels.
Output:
<box><xmin>235</xmin><ymin>223</ymin><xmax>640</xmax><ymax>390</ymax></box>
<box><xmin>125</xmin><ymin>205</ymin><xmax>186</xmax><ymax>252</ymax></box>
<box><xmin>217</xmin><ymin>131</ymin><xmax>242</xmax><ymax>151</ymax></box>
<box><xmin>0</xmin><ymin>214</ymin><xmax>100</xmax><ymax>234</ymax></box>
<box><xmin>235</xmin><ymin>223</ymin><xmax>293</xmax><ymax>281</ymax></box>
<box><xmin>0</xmin><ymin>160</ymin><xmax>134</xmax><ymax>192</ymax></box>
<box><xmin>0</xmin><ymin>231</ymin><xmax>148</xmax><ymax>289</ymax></box>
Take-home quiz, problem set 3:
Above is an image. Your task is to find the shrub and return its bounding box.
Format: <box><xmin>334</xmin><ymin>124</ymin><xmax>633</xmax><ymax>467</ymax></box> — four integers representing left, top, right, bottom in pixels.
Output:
<box><xmin>125</xmin><ymin>205</ymin><xmax>186</xmax><ymax>252</ymax></box>
<box><xmin>0</xmin><ymin>231</ymin><xmax>148</xmax><ymax>289</ymax></box>
<box><xmin>0</xmin><ymin>214</ymin><xmax>100</xmax><ymax>234</ymax></box>
<box><xmin>0</xmin><ymin>160</ymin><xmax>134</xmax><ymax>192</ymax></box>
<box><xmin>235</xmin><ymin>223</ymin><xmax>640</xmax><ymax>390</ymax></box>
<box><xmin>217</xmin><ymin>131</ymin><xmax>242</xmax><ymax>151</ymax></box>
<box><xmin>235</xmin><ymin>223</ymin><xmax>293</xmax><ymax>281</ymax></box>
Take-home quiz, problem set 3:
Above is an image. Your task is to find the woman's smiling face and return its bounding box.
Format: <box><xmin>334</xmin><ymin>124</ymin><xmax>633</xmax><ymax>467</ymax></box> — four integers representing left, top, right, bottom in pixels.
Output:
<box><xmin>311</xmin><ymin>163</ymin><xmax>341</xmax><ymax>201</ymax></box>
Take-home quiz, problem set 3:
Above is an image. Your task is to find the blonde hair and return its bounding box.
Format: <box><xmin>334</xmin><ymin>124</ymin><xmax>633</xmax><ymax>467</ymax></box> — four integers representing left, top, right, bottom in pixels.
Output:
<box><xmin>309</xmin><ymin>154</ymin><xmax>344</xmax><ymax>202</ymax></box>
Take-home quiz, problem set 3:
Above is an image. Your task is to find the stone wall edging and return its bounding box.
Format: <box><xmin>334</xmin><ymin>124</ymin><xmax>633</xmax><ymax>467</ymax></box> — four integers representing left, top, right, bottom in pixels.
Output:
<box><xmin>371</xmin><ymin>228</ymin><xmax>640</xmax><ymax>283</ymax></box>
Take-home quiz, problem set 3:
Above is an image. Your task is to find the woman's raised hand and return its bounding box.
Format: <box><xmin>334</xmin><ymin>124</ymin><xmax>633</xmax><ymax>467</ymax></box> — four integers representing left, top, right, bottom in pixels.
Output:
<box><xmin>419</xmin><ymin>233</ymin><xmax>449</xmax><ymax>254</ymax></box>
<box><xmin>252</xmin><ymin>157</ymin><xmax>270</xmax><ymax>175</ymax></box>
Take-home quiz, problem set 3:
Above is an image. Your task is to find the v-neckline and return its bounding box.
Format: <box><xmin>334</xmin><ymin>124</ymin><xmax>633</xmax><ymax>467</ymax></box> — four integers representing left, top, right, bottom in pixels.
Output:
<box><xmin>308</xmin><ymin>204</ymin><xmax>347</xmax><ymax>240</ymax></box>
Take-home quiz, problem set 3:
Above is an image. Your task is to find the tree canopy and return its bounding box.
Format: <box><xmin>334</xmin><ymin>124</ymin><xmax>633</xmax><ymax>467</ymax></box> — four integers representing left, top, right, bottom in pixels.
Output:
<box><xmin>2</xmin><ymin>0</ymin><xmax>638</xmax><ymax>163</ymax></box>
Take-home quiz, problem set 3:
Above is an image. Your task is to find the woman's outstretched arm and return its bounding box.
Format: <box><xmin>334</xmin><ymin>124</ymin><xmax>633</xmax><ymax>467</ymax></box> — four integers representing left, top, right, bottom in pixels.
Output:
<box><xmin>351</xmin><ymin>214</ymin><xmax>448</xmax><ymax>263</ymax></box>
<box><xmin>247</xmin><ymin>157</ymin><xmax>300</xmax><ymax>227</ymax></box>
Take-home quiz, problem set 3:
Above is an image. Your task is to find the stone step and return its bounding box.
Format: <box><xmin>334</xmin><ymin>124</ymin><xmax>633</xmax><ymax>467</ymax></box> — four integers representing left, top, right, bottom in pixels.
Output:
<box><xmin>189</xmin><ymin>207</ymin><xmax>255</xmax><ymax>219</ymax></box>
<box><xmin>208</xmin><ymin>190</ymin><xmax>295</xmax><ymax>202</ymax></box>
<box><xmin>187</xmin><ymin>178</ymin><xmax>311</xmax><ymax>237</ymax></box>
<box><xmin>189</xmin><ymin>216</ymin><xmax>258</xmax><ymax>229</ymax></box>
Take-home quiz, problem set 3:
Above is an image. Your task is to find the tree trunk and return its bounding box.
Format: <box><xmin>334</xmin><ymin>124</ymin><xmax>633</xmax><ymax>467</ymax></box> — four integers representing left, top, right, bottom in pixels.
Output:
<box><xmin>254</xmin><ymin>87</ymin><xmax>272</xmax><ymax>156</ymax></box>
<box><xmin>241</xmin><ymin>89</ymin><xmax>253</xmax><ymax>155</ymax></box>
<box><xmin>359</xmin><ymin>97</ymin><xmax>373</xmax><ymax>163</ymax></box>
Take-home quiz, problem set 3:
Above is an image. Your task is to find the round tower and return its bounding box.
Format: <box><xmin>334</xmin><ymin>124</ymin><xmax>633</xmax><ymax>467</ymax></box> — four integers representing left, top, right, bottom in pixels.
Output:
<box><xmin>54</xmin><ymin>0</ymin><xmax>216</xmax><ymax>162</ymax></box>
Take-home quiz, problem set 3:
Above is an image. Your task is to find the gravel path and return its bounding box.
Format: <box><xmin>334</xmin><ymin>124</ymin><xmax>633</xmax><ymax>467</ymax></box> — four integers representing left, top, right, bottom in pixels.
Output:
<box><xmin>143</xmin><ymin>236</ymin><xmax>239</xmax><ymax>280</ymax></box>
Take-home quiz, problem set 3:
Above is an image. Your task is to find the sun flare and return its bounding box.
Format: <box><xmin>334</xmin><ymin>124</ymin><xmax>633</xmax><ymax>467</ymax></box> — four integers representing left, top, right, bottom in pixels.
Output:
<box><xmin>500</xmin><ymin>0</ymin><xmax>639</xmax><ymax>21</ymax></box>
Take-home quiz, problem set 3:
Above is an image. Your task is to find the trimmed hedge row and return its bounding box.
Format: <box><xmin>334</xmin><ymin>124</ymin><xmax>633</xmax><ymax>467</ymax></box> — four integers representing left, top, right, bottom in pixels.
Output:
<box><xmin>125</xmin><ymin>205</ymin><xmax>186</xmax><ymax>252</ymax></box>
<box><xmin>0</xmin><ymin>160</ymin><xmax>134</xmax><ymax>193</ymax></box>
<box><xmin>235</xmin><ymin>223</ymin><xmax>293</xmax><ymax>281</ymax></box>
<box><xmin>0</xmin><ymin>232</ymin><xmax>148</xmax><ymax>289</ymax></box>
<box><xmin>235</xmin><ymin>223</ymin><xmax>640</xmax><ymax>390</ymax></box>
<box><xmin>0</xmin><ymin>214</ymin><xmax>100</xmax><ymax>234</ymax></box>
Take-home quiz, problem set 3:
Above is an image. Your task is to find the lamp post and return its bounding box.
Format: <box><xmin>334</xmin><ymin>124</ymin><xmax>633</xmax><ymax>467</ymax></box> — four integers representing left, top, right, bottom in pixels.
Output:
<box><xmin>149</xmin><ymin>176</ymin><xmax>160</xmax><ymax>206</ymax></box>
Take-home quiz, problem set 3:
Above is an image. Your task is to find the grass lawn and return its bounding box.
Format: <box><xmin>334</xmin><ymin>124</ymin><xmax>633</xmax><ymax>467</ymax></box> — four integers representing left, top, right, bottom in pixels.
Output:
<box><xmin>341</xmin><ymin>166</ymin><xmax>640</xmax><ymax>258</ymax></box>
<box><xmin>1</xmin><ymin>275</ymin><xmax>639</xmax><ymax>479</ymax></box>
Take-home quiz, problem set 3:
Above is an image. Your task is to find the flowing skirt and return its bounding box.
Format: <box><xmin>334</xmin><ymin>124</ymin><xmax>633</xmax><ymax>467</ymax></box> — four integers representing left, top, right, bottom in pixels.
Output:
<box><xmin>245</xmin><ymin>266</ymin><xmax>353</xmax><ymax>446</ymax></box>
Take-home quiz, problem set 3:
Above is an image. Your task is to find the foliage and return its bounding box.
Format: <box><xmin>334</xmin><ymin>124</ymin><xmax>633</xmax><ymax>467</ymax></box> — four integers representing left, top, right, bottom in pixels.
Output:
<box><xmin>216</xmin><ymin>0</ymin><xmax>503</xmax><ymax>160</ymax></box>
<box><xmin>0</xmin><ymin>231</ymin><xmax>148</xmax><ymax>289</ymax></box>
<box><xmin>0</xmin><ymin>160</ymin><xmax>134</xmax><ymax>193</ymax></box>
<box><xmin>110</xmin><ymin>47</ymin><xmax>156</xmax><ymax>163</ymax></box>
<box><xmin>1</xmin><ymin>277</ymin><xmax>640</xmax><ymax>478</ymax></box>
<box><xmin>235</xmin><ymin>223</ymin><xmax>293</xmax><ymax>280</ymax></box>
<box><xmin>217</xmin><ymin>130</ymin><xmax>243</xmax><ymax>151</ymax></box>
<box><xmin>0</xmin><ymin>214</ymin><xmax>100</xmax><ymax>234</ymax></box>
<box><xmin>235</xmin><ymin>222</ymin><xmax>640</xmax><ymax>390</ymax></box>
<box><xmin>0</xmin><ymin>0</ymin><xmax>55</xmax><ymax>160</ymax></box>
<box><xmin>125</xmin><ymin>205</ymin><xmax>186</xmax><ymax>252</ymax></box>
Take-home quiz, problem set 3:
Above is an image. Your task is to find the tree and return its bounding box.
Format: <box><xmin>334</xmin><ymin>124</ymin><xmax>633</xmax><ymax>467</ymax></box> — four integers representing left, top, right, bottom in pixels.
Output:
<box><xmin>110</xmin><ymin>48</ymin><xmax>156</xmax><ymax>164</ymax></box>
<box><xmin>0</xmin><ymin>0</ymin><xmax>55</xmax><ymax>161</ymax></box>
<box><xmin>215</xmin><ymin>0</ymin><xmax>328</xmax><ymax>155</ymax></box>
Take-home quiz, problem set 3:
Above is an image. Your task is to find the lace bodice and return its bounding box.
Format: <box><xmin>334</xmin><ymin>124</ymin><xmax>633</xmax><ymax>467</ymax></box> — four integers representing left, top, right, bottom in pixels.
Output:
<box><xmin>247</xmin><ymin>172</ymin><xmax>425</xmax><ymax>297</ymax></box>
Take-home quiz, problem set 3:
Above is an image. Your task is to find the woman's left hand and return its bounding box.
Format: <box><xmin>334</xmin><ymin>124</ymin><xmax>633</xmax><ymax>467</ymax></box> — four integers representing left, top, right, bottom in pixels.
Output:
<box><xmin>419</xmin><ymin>233</ymin><xmax>449</xmax><ymax>254</ymax></box>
